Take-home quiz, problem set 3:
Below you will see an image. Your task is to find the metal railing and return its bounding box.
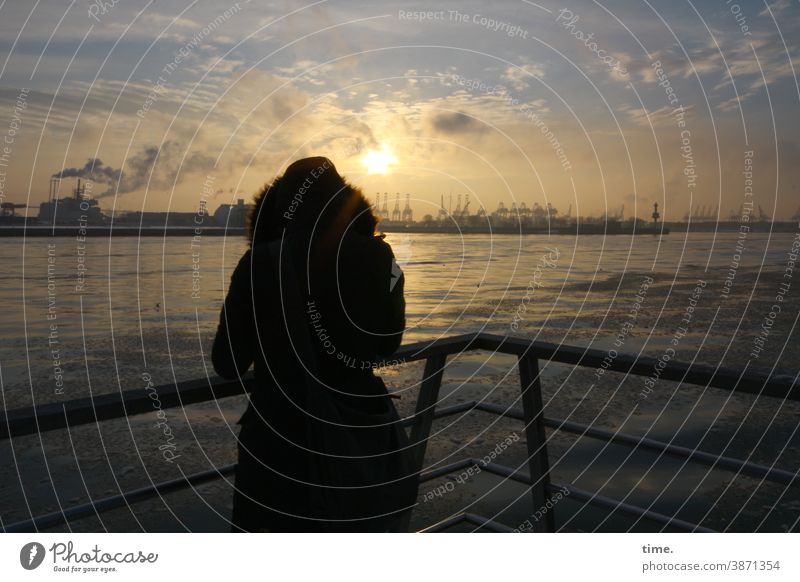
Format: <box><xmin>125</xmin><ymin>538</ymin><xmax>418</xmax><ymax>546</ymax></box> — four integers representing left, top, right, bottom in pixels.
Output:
<box><xmin>2</xmin><ymin>332</ymin><xmax>798</xmax><ymax>533</ymax></box>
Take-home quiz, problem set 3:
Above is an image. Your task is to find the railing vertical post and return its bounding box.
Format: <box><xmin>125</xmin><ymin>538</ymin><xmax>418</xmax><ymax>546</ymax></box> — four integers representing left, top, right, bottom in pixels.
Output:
<box><xmin>397</xmin><ymin>354</ymin><xmax>446</xmax><ymax>532</ymax></box>
<box><xmin>409</xmin><ymin>355</ymin><xmax>447</xmax><ymax>469</ymax></box>
<box><xmin>518</xmin><ymin>352</ymin><xmax>554</xmax><ymax>532</ymax></box>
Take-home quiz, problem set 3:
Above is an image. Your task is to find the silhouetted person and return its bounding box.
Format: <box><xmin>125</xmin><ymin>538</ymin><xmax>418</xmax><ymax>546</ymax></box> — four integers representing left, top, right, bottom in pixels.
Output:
<box><xmin>212</xmin><ymin>157</ymin><xmax>412</xmax><ymax>532</ymax></box>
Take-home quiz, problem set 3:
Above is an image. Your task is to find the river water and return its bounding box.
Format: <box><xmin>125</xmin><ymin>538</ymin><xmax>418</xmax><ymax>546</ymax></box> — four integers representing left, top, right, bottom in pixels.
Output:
<box><xmin>1</xmin><ymin>230</ymin><xmax>798</xmax><ymax>531</ymax></box>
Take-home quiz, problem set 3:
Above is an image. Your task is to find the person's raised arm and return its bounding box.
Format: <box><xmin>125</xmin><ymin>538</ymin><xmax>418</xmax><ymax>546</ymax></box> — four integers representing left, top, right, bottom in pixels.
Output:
<box><xmin>361</xmin><ymin>236</ymin><xmax>406</xmax><ymax>357</ymax></box>
<box><xmin>382</xmin><ymin>240</ymin><xmax>406</xmax><ymax>356</ymax></box>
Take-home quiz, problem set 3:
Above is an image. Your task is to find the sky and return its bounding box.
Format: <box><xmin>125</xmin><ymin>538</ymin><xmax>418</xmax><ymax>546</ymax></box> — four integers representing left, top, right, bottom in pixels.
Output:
<box><xmin>0</xmin><ymin>0</ymin><xmax>798</xmax><ymax>221</ymax></box>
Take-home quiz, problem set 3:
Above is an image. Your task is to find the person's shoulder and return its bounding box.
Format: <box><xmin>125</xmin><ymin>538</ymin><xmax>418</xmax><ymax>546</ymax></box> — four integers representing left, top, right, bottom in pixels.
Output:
<box><xmin>235</xmin><ymin>247</ymin><xmax>254</xmax><ymax>267</ymax></box>
<box><xmin>341</xmin><ymin>231</ymin><xmax>393</xmax><ymax>262</ymax></box>
<box><xmin>226</xmin><ymin>247</ymin><xmax>251</xmax><ymax>280</ymax></box>
<box><xmin>249</xmin><ymin>239</ymin><xmax>283</xmax><ymax>263</ymax></box>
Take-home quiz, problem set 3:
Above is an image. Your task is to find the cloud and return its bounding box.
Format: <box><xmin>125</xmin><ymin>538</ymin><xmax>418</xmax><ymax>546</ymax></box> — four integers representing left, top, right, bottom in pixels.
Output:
<box><xmin>618</xmin><ymin>103</ymin><xmax>694</xmax><ymax>127</ymax></box>
<box><xmin>427</xmin><ymin>111</ymin><xmax>485</xmax><ymax>135</ymax></box>
<box><xmin>759</xmin><ymin>0</ymin><xmax>795</xmax><ymax>16</ymax></box>
<box><xmin>502</xmin><ymin>62</ymin><xmax>546</xmax><ymax>91</ymax></box>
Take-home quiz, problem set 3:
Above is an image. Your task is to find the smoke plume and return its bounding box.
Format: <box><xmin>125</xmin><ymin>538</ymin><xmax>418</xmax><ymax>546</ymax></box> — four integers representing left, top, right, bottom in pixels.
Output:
<box><xmin>52</xmin><ymin>141</ymin><xmax>215</xmax><ymax>198</ymax></box>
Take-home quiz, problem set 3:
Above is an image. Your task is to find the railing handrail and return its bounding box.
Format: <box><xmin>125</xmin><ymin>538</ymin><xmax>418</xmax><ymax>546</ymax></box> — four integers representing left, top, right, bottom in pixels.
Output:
<box><xmin>3</xmin><ymin>332</ymin><xmax>797</xmax><ymax>440</ymax></box>
<box><xmin>3</xmin><ymin>331</ymin><xmax>798</xmax><ymax>533</ymax></box>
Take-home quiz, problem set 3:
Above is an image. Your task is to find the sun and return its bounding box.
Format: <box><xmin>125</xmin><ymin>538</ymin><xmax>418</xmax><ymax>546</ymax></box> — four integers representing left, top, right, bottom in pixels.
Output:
<box><xmin>361</xmin><ymin>145</ymin><xmax>397</xmax><ymax>174</ymax></box>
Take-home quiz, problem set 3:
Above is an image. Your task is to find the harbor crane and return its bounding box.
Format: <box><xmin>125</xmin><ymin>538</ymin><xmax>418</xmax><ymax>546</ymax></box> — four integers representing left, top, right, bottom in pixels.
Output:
<box><xmin>391</xmin><ymin>193</ymin><xmax>401</xmax><ymax>222</ymax></box>
<box><xmin>402</xmin><ymin>193</ymin><xmax>413</xmax><ymax>222</ymax></box>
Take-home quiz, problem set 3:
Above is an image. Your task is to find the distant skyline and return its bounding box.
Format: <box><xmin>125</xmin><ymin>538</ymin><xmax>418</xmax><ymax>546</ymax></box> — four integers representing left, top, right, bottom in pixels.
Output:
<box><xmin>1</xmin><ymin>0</ymin><xmax>799</xmax><ymax>220</ymax></box>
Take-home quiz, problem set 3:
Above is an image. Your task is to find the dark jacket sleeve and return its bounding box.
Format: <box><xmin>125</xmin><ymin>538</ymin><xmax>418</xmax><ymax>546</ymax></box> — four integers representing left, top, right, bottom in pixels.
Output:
<box><xmin>212</xmin><ymin>250</ymin><xmax>255</xmax><ymax>379</ymax></box>
<box><xmin>382</xmin><ymin>241</ymin><xmax>406</xmax><ymax>355</ymax></box>
<box><xmin>362</xmin><ymin>237</ymin><xmax>406</xmax><ymax>357</ymax></box>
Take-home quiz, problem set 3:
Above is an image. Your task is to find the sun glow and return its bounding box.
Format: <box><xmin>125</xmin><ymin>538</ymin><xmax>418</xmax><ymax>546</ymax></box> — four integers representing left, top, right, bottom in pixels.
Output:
<box><xmin>361</xmin><ymin>145</ymin><xmax>397</xmax><ymax>174</ymax></box>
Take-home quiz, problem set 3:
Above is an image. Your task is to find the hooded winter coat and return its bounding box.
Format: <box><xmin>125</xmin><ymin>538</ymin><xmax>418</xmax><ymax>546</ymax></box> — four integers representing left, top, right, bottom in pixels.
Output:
<box><xmin>212</xmin><ymin>225</ymin><xmax>407</xmax><ymax>531</ymax></box>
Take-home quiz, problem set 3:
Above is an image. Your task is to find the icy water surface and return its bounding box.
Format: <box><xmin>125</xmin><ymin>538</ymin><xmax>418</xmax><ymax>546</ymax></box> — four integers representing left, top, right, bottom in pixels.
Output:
<box><xmin>1</xmin><ymin>231</ymin><xmax>798</xmax><ymax>531</ymax></box>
